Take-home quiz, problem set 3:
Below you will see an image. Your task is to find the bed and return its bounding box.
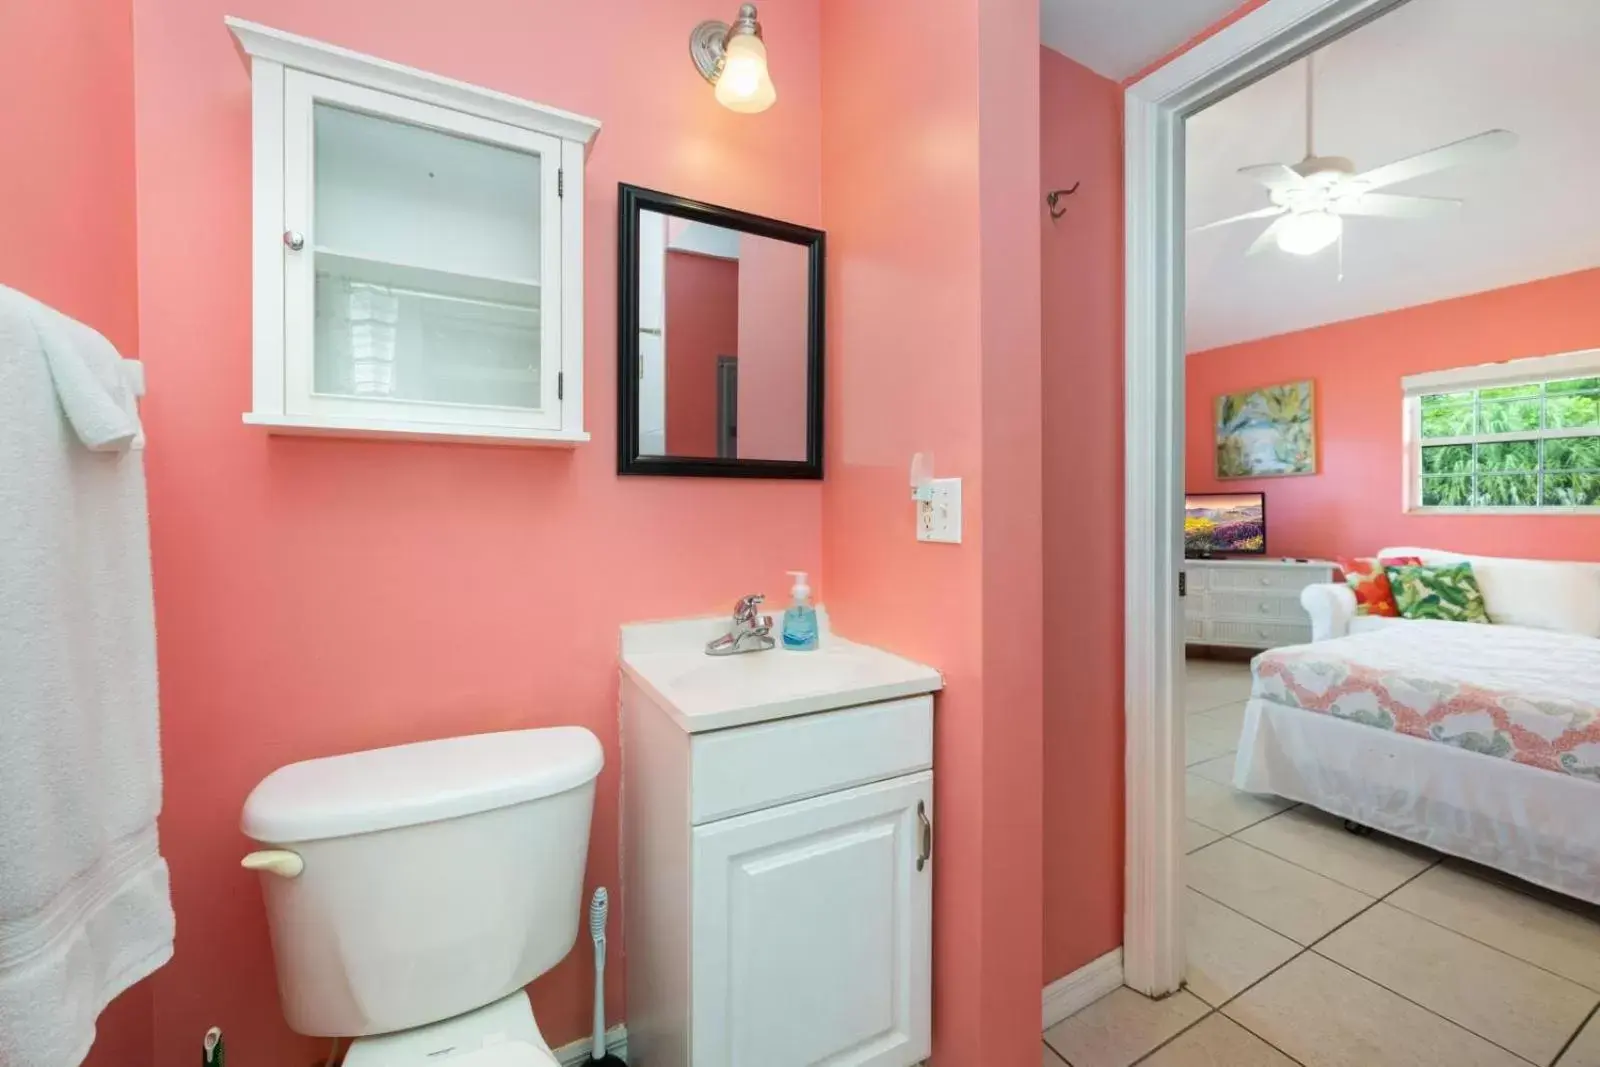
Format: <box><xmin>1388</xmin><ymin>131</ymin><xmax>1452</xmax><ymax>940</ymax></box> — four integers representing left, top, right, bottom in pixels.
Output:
<box><xmin>1234</xmin><ymin>619</ymin><xmax>1600</xmax><ymax>905</ymax></box>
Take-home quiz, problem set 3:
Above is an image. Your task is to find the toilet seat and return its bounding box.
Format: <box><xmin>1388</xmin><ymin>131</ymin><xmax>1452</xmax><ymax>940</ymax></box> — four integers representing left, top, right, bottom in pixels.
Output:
<box><xmin>340</xmin><ymin>991</ymin><xmax>558</xmax><ymax>1067</ymax></box>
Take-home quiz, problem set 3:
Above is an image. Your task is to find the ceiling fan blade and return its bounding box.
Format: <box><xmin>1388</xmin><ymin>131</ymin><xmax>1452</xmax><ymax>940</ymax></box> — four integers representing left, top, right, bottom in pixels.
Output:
<box><xmin>1237</xmin><ymin>163</ymin><xmax>1305</xmax><ymax>189</ymax></box>
<box><xmin>1354</xmin><ymin>129</ymin><xmax>1518</xmax><ymax>191</ymax></box>
<box><xmin>1246</xmin><ymin>215</ymin><xmax>1291</xmax><ymax>256</ymax></box>
<box><xmin>1337</xmin><ymin>193</ymin><xmax>1462</xmax><ymax>219</ymax></box>
<box><xmin>1190</xmin><ymin>205</ymin><xmax>1287</xmax><ymax>233</ymax></box>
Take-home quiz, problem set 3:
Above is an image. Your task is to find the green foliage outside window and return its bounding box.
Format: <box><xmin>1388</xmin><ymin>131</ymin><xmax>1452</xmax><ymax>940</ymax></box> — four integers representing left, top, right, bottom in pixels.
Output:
<box><xmin>1417</xmin><ymin>374</ymin><xmax>1599</xmax><ymax>508</ymax></box>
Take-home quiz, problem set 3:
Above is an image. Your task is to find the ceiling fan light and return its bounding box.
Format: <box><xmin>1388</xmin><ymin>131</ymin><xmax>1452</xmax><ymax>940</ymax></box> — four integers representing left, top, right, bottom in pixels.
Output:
<box><xmin>1276</xmin><ymin>210</ymin><xmax>1342</xmax><ymax>255</ymax></box>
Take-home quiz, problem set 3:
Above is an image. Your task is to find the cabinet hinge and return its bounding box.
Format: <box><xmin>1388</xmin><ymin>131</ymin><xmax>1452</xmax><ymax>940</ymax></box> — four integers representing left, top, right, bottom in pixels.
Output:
<box><xmin>558</xmin><ymin>169</ymin><xmax>564</xmax><ymax>198</ymax></box>
<box><xmin>558</xmin><ymin>372</ymin><xmax>565</xmax><ymax>401</ymax></box>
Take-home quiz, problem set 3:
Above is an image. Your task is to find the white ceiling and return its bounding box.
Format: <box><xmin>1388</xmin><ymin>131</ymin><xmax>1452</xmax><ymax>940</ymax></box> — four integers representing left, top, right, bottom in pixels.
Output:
<box><xmin>1184</xmin><ymin>0</ymin><xmax>1600</xmax><ymax>352</ymax></box>
<box><xmin>1040</xmin><ymin>0</ymin><xmax>1246</xmax><ymax>81</ymax></box>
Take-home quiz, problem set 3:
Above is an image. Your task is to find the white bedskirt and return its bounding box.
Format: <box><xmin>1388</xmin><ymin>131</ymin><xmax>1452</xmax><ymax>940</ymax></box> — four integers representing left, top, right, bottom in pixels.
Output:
<box><xmin>1234</xmin><ymin>697</ymin><xmax>1600</xmax><ymax>906</ymax></box>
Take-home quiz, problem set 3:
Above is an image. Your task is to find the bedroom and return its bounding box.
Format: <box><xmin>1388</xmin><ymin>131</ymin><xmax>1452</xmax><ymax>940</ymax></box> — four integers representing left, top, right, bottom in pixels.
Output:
<box><xmin>1044</xmin><ymin>0</ymin><xmax>1600</xmax><ymax>1063</ymax></box>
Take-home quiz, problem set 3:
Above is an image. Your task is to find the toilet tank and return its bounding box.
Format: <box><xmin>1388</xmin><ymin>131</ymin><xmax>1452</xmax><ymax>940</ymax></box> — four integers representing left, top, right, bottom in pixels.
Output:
<box><xmin>242</xmin><ymin>728</ymin><xmax>603</xmax><ymax>1038</ymax></box>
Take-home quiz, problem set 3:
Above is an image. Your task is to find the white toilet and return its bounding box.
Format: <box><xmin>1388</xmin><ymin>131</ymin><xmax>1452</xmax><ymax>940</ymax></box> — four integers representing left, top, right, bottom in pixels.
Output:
<box><xmin>240</xmin><ymin>727</ymin><xmax>604</xmax><ymax>1066</ymax></box>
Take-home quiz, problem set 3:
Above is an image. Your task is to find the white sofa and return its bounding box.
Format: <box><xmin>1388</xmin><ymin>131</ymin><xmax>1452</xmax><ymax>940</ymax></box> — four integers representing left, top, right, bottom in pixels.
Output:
<box><xmin>1301</xmin><ymin>546</ymin><xmax>1600</xmax><ymax>642</ymax></box>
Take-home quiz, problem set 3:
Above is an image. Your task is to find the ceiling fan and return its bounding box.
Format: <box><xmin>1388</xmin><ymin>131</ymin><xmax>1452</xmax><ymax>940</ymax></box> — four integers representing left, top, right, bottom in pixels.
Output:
<box><xmin>1192</xmin><ymin>53</ymin><xmax>1517</xmax><ymax>257</ymax></box>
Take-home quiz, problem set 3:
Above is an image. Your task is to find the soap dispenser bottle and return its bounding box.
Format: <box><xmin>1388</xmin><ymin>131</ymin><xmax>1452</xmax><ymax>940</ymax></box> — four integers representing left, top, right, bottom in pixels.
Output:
<box><xmin>781</xmin><ymin>571</ymin><xmax>819</xmax><ymax>651</ymax></box>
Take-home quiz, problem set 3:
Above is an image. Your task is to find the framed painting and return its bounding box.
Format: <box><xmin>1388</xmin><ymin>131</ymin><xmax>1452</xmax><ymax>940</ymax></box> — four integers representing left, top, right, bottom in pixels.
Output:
<box><xmin>1215</xmin><ymin>380</ymin><xmax>1317</xmax><ymax>478</ymax></box>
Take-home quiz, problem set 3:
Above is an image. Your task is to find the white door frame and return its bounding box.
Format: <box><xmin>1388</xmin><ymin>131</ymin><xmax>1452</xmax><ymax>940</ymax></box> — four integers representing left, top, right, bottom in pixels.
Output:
<box><xmin>1121</xmin><ymin>0</ymin><xmax>1411</xmax><ymax>996</ymax></box>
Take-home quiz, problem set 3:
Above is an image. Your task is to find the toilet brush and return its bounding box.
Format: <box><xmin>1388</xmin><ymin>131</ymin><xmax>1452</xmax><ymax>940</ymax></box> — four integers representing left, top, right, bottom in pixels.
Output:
<box><xmin>587</xmin><ymin>888</ymin><xmax>626</xmax><ymax>1066</ymax></box>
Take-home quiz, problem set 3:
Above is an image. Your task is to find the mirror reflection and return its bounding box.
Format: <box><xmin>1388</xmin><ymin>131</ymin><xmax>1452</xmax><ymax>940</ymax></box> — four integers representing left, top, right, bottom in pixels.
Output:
<box><xmin>634</xmin><ymin>211</ymin><xmax>811</xmax><ymax>463</ymax></box>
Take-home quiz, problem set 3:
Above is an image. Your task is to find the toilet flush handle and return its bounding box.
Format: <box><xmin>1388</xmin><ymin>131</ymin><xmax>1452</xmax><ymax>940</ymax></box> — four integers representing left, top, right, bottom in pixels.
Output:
<box><xmin>241</xmin><ymin>849</ymin><xmax>304</xmax><ymax>878</ymax></box>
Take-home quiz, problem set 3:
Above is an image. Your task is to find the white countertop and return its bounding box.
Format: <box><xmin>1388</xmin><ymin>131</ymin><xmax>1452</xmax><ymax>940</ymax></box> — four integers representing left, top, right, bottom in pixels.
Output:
<box><xmin>620</xmin><ymin>609</ymin><xmax>943</xmax><ymax>733</ymax></box>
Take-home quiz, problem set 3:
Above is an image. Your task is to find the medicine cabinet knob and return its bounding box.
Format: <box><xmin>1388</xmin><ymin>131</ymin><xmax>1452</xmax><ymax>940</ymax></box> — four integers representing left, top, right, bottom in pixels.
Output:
<box><xmin>283</xmin><ymin>230</ymin><xmax>305</xmax><ymax>251</ymax></box>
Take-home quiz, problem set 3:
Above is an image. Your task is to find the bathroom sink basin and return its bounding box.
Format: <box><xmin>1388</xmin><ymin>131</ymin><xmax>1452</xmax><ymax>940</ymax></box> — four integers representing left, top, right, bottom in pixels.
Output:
<box><xmin>620</xmin><ymin>613</ymin><xmax>941</xmax><ymax>732</ymax></box>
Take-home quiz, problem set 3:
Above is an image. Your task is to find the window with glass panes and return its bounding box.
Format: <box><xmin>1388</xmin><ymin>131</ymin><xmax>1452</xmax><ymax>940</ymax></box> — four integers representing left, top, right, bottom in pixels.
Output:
<box><xmin>1410</xmin><ymin>362</ymin><xmax>1600</xmax><ymax>510</ymax></box>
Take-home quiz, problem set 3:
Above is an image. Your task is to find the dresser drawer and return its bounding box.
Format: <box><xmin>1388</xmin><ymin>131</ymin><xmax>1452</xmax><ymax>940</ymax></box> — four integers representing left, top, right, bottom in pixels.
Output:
<box><xmin>1207</xmin><ymin>619</ymin><xmax>1312</xmax><ymax>648</ymax></box>
<box><xmin>689</xmin><ymin>695</ymin><xmax>933</xmax><ymax>824</ymax></box>
<box><xmin>1208</xmin><ymin>591</ymin><xmax>1293</xmax><ymax>620</ymax></box>
<box><xmin>1208</xmin><ymin>567</ymin><xmax>1324</xmax><ymax>593</ymax></box>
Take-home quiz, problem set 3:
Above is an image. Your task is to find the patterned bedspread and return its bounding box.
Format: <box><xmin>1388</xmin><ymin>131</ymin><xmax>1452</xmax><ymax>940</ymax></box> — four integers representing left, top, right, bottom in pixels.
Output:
<box><xmin>1254</xmin><ymin>621</ymin><xmax>1600</xmax><ymax>782</ymax></box>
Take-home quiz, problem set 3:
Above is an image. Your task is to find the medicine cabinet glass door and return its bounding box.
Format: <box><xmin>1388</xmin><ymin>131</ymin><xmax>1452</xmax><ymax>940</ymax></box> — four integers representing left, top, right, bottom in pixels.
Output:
<box><xmin>281</xmin><ymin>71</ymin><xmax>564</xmax><ymax>431</ymax></box>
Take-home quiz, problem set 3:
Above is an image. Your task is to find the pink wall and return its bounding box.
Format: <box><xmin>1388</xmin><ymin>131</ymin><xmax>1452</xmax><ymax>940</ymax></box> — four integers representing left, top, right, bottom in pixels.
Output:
<box><xmin>1187</xmin><ymin>268</ymin><xmax>1600</xmax><ymax>562</ymax></box>
<box><xmin>0</xmin><ymin>4</ymin><xmax>152</xmax><ymax>1064</ymax></box>
<box><xmin>820</xmin><ymin>1</ymin><xmax>1042</xmax><ymax>1062</ymax></box>
<box><xmin>735</xmin><ymin>235</ymin><xmax>811</xmax><ymax>461</ymax></box>
<box><xmin>664</xmin><ymin>250</ymin><xmax>738</xmax><ymax>457</ymax></box>
<box><xmin>129</xmin><ymin>1</ymin><xmax>823</xmax><ymax>1062</ymax></box>
<box><xmin>1040</xmin><ymin>46</ymin><xmax>1127</xmax><ymax>983</ymax></box>
<box><xmin>0</xmin><ymin>0</ymin><xmax>140</xmax><ymax>354</ymax></box>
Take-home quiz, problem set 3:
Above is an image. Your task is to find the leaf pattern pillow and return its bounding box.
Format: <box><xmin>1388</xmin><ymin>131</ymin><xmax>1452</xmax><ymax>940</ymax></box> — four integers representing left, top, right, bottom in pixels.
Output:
<box><xmin>1384</xmin><ymin>562</ymin><xmax>1490</xmax><ymax>624</ymax></box>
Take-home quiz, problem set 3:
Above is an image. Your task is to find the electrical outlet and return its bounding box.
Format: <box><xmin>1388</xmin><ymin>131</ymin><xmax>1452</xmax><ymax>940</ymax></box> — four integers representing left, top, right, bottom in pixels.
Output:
<box><xmin>916</xmin><ymin>477</ymin><xmax>962</xmax><ymax>543</ymax></box>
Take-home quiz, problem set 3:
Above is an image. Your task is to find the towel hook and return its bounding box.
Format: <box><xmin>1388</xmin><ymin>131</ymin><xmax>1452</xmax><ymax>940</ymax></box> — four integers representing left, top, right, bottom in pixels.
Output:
<box><xmin>1046</xmin><ymin>183</ymin><xmax>1081</xmax><ymax>221</ymax></box>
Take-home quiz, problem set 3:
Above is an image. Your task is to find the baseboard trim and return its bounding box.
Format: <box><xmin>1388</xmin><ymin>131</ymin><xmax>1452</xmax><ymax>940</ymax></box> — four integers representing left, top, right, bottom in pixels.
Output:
<box><xmin>553</xmin><ymin>1024</ymin><xmax>628</xmax><ymax>1065</ymax></box>
<box><xmin>1042</xmin><ymin>947</ymin><xmax>1125</xmax><ymax>1031</ymax></box>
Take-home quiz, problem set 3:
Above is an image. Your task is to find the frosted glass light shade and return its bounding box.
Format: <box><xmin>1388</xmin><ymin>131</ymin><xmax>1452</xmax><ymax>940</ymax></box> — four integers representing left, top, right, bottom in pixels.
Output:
<box><xmin>715</xmin><ymin>33</ymin><xmax>776</xmax><ymax>113</ymax></box>
<box><xmin>1276</xmin><ymin>211</ymin><xmax>1342</xmax><ymax>255</ymax></box>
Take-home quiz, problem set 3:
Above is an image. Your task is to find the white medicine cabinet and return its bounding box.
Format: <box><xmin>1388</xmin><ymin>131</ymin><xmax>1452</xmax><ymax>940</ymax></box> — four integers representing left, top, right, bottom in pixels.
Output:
<box><xmin>227</xmin><ymin>19</ymin><xmax>600</xmax><ymax>445</ymax></box>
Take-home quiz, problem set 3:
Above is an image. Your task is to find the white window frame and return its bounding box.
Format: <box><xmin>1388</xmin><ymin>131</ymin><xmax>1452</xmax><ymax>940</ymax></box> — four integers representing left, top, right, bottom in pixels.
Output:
<box><xmin>1403</xmin><ymin>348</ymin><xmax>1600</xmax><ymax>515</ymax></box>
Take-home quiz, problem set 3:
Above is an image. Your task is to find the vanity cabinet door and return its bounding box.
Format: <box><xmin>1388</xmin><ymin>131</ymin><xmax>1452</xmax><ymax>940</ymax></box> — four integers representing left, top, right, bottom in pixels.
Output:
<box><xmin>690</xmin><ymin>772</ymin><xmax>932</xmax><ymax>1067</ymax></box>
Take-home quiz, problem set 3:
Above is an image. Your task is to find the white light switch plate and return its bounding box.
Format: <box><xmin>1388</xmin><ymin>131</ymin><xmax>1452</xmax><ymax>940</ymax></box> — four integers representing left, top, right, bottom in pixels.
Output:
<box><xmin>916</xmin><ymin>478</ymin><xmax>962</xmax><ymax>543</ymax></box>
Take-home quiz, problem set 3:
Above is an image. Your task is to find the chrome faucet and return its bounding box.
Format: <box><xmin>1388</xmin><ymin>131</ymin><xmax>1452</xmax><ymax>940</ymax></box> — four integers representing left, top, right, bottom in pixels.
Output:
<box><xmin>705</xmin><ymin>594</ymin><xmax>776</xmax><ymax>656</ymax></box>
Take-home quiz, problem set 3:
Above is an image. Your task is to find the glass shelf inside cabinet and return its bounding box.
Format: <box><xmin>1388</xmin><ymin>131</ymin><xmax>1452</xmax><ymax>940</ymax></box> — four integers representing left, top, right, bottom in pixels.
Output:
<box><xmin>311</xmin><ymin>102</ymin><xmax>545</xmax><ymax>411</ymax></box>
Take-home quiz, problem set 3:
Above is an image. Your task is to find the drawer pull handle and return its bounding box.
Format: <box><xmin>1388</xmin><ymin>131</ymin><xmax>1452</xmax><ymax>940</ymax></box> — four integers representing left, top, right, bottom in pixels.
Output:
<box><xmin>917</xmin><ymin>800</ymin><xmax>932</xmax><ymax>872</ymax></box>
<box><xmin>1260</xmin><ymin>577</ymin><xmax>1270</xmax><ymax>586</ymax></box>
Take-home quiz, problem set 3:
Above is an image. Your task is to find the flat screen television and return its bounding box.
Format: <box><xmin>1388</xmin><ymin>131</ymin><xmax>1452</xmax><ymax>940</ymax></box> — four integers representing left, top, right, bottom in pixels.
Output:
<box><xmin>1185</xmin><ymin>492</ymin><xmax>1266</xmax><ymax>557</ymax></box>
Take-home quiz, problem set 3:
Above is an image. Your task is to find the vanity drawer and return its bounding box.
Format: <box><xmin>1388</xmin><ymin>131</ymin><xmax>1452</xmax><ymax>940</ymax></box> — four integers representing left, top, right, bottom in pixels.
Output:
<box><xmin>689</xmin><ymin>695</ymin><xmax>933</xmax><ymax>824</ymax></box>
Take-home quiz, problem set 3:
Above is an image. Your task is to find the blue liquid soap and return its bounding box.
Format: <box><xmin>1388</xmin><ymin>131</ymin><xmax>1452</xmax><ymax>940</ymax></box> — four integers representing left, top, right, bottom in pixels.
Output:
<box><xmin>781</xmin><ymin>570</ymin><xmax>819</xmax><ymax>651</ymax></box>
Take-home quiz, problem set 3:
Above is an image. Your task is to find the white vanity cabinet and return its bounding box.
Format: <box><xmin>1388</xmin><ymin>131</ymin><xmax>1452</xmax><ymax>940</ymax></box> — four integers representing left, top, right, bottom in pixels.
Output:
<box><xmin>621</xmin><ymin>618</ymin><xmax>941</xmax><ymax>1067</ymax></box>
<box><xmin>226</xmin><ymin>19</ymin><xmax>599</xmax><ymax>446</ymax></box>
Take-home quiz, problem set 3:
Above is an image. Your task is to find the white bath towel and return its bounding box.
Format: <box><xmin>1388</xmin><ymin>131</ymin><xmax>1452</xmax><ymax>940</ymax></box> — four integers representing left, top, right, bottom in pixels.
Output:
<box><xmin>0</xmin><ymin>285</ymin><xmax>173</xmax><ymax>1067</ymax></box>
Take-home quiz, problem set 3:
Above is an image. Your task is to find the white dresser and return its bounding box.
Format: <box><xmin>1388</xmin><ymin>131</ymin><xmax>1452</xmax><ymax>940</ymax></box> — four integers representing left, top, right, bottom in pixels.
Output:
<box><xmin>1182</xmin><ymin>558</ymin><xmax>1336</xmax><ymax>650</ymax></box>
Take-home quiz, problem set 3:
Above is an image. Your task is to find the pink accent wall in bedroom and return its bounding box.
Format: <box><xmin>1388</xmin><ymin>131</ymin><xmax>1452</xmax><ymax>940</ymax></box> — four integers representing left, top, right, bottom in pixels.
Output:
<box><xmin>1040</xmin><ymin>45</ymin><xmax>1127</xmax><ymax>984</ymax></box>
<box><xmin>664</xmin><ymin>250</ymin><xmax>738</xmax><ymax>457</ymax></box>
<box><xmin>1187</xmin><ymin>268</ymin><xmax>1600</xmax><ymax>562</ymax></box>
<box><xmin>736</xmin><ymin>235</ymin><xmax>810</xmax><ymax>461</ymax></box>
<box><xmin>128</xmin><ymin>1</ymin><xmax>823</xmax><ymax>1062</ymax></box>
<box><xmin>820</xmin><ymin>0</ymin><xmax>1042</xmax><ymax>1060</ymax></box>
<box><xmin>0</xmin><ymin>4</ymin><xmax>152</xmax><ymax>1064</ymax></box>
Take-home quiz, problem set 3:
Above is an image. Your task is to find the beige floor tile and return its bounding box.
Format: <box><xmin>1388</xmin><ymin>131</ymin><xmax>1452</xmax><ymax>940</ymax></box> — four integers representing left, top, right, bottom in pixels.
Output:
<box><xmin>1186</xmin><ymin>820</ymin><xmax>1223</xmax><ymax>854</ymax></box>
<box><xmin>1559</xmin><ymin>1011</ymin><xmax>1600</xmax><ymax>1067</ymax></box>
<box><xmin>1224</xmin><ymin>953</ymin><xmax>1526</xmax><ymax>1067</ymax></box>
<box><xmin>1186</xmin><ymin>775</ymin><xmax>1292</xmax><ymax>835</ymax></box>
<box><xmin>1193</xmin><ymin>700</ymin><xmax>1247</xmax><ymax>736</ymax></box>
<box><xmin>1187</xmin><ymin>838</ymin><xmax>1373</xmax><ymax>945</ymax></box>
<box><xmin>1185</xmin><ymin>889</ymin><xmax>1301</xmax><ymax>1007</ymax></box>
<box><xmin>1141</xmin><ymin>1014</ymin><xmax>1297</xmax><ymax>1066</ymax></box>
<box><xmin>1390</xmin><ymin>863</ymin><xmax>1600</xmax><ymax>992</ymax></box>
<box><xmin>1042</xmin><ymin>1043</ymin><xmax>1068</xmax><ymax>1066</ymax></box>
<box><xmin>1042</xmin><ymin>987</ymin><xmax>1209</xmax><ymax>1067</ymax></box>
<box><xmin>1318</xmin><ymin>902</ymin><xmax>1599</xmax><ymax>1065</ymax></box>
<box><xmin>1189</xmin><ymin>753</ymin><xmax>1238</xmax><ymax>787</ymax></box>
<box><xmin>1186</xmin><ymin>675</ymin><xmax>1253</xmax><ymax>713</ymax></box>
<box><xmin>1234</xmin><ymin>807</ymin><xmax>1438</xmax><ymax>898</ymax></box>
<box><xmin>1186</xmin><ymin>714</ymin><xmax>1239</xmax><ymax>766</ymax></box>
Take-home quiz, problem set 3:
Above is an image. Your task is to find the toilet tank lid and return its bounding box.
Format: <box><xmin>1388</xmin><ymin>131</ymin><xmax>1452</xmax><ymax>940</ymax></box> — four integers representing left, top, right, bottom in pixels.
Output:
<box><xmin>241</xmin><ymin>727</ymin><xmax>603</xmax><ymax>843</ymax></box>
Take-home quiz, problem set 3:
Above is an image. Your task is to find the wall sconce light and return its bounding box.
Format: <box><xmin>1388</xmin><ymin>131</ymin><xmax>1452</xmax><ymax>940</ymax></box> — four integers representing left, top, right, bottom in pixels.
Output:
<box><xmin>690</xmin><ymin>4</ymin><xmax>777</xmax><ymax>114</ymax></box>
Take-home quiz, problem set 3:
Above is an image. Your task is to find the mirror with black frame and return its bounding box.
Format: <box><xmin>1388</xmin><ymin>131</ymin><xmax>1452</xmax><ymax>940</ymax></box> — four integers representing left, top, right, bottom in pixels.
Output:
<box><xmin>617</xmin><ymin>184</ymin><xmax>824</xmax><ymax>478</ymax></box>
